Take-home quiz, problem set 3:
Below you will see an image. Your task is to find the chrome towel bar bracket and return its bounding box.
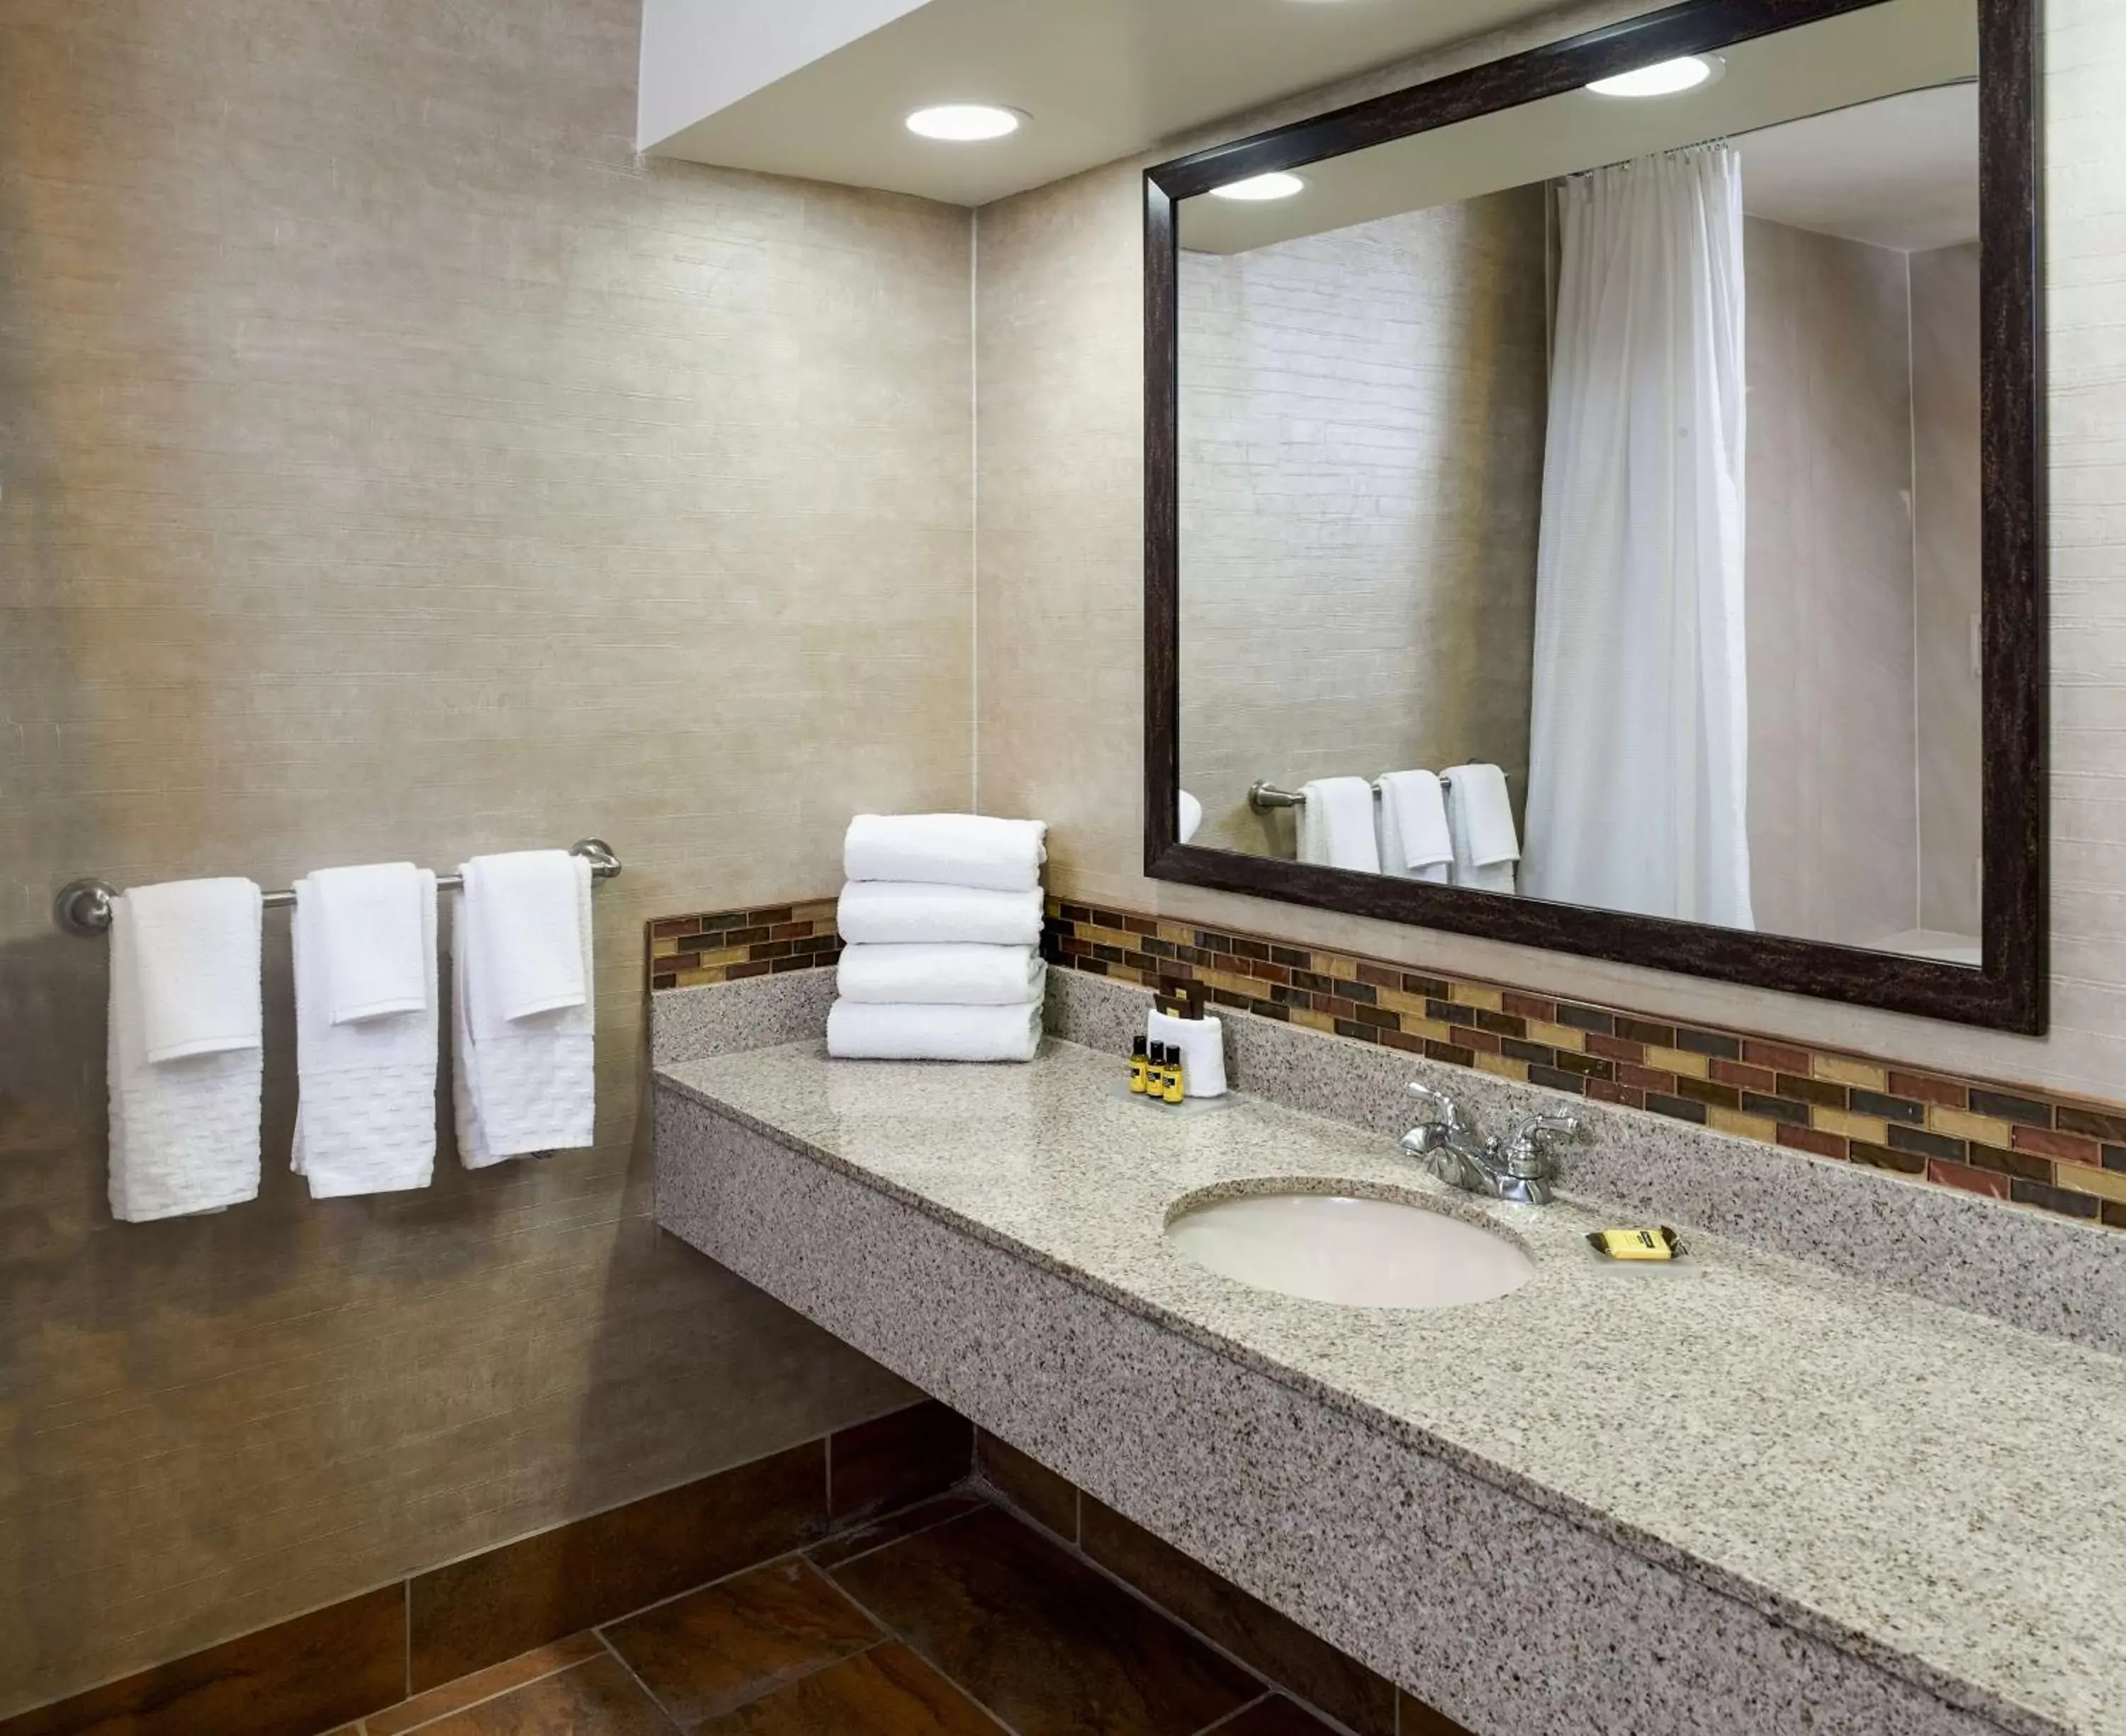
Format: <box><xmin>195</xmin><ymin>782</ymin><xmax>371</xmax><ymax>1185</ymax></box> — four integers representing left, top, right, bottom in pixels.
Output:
<box><xmin>52</xmin><ymin>838</ymin><xmax>622</xmax><ymax>938</ymax></box>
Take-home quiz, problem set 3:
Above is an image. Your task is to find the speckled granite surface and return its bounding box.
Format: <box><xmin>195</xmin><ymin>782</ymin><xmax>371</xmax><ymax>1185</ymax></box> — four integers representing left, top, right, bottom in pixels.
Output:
<box><xmin>657</xmin><ymin>1037</ymin><xmax>2126</xmax><ymax>1736</ymax></box>
<box><xmin>1049</xmin><ymin>969</ymin><xmax>2126</xmax><ymax>1356</ymax></box>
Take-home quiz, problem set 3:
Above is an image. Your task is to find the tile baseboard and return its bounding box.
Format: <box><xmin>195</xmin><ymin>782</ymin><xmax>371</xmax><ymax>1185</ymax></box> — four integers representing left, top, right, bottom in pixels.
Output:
<box><xmin>0</xmin><ymin>1400</ymin><xmax>969</xmax><ymax>1736</ymax></box>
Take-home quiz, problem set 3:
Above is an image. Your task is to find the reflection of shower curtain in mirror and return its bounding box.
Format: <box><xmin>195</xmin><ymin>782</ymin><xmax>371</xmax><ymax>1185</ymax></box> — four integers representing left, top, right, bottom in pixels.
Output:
<box><xmin>1522</xmin><ymin>142</ymin><xmax>1753</xmax><ymax>929</ymax></box>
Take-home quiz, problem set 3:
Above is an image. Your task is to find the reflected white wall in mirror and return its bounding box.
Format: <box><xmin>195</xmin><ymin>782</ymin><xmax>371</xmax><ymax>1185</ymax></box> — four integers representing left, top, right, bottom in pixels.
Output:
<box><xmin>1173</xmin><ymin>0</ymin><xmax>1981</xmax><ymax>964</ymax></box>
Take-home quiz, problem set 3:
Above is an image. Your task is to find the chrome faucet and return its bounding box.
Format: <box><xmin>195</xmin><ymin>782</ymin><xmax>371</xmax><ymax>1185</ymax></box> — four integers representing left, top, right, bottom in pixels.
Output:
<box><xmin>1400</xmin><ymin>1081</ymin><xmax>1579</xmax><ymax>1205</ymax></box>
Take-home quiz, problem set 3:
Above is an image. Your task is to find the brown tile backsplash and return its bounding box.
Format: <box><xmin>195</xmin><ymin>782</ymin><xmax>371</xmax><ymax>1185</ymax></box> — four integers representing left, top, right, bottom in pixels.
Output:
<box><xmin>648</xmin><ymin>873</ymin><xmax>2126</xmax><ymax>1244</ymax></box>
<box><xmin>1020</xmin><ymin>896</ymin><xmax>2126</xmax><ymax>1238</ymax></box>
<box><xmin>650</xmin><ymin>900</ymin><xmax>843</xmax><ymax>992</ymax></box>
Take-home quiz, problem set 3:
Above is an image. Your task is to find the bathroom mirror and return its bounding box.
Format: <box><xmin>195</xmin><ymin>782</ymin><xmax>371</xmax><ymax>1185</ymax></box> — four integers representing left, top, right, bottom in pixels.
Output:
<box><xmin>1143</xmin><ymin>0</ymin><xmax>2043</xmax><ymax>1031</ymax></box>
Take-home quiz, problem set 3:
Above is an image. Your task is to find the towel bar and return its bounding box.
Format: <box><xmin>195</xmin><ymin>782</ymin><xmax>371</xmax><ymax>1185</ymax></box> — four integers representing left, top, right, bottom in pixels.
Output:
<box><xmin>52</xmin><ymin>838</ymin><xmax>622</xmax><ymax>938</ymax></box>
<box><xmin>1248</xmin><ymin>776</ymin><xmax>1507</xmax><ymax>813</ymax></box>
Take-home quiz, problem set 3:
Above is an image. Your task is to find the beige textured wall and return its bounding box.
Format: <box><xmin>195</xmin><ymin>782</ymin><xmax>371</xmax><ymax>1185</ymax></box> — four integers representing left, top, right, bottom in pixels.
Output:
<box><xmin>1174</xmin><ymin>191</ymin><xmax>1548</xmax><ymax>857</ymax></box>
<box><xmin>1742</xmin><ymin>217</ymin><xmax>1920</xmax><ymax>947</ymax></box>
<box><xmin>1912</xmin><ymin>241</ymin><xmax>1986</xmax><ymax>938</ymax></box>
<box><xmin>975</xmin><ymin>0</ymin><xmax>2125</xmax><ymax>1099</ymax></box>
<box><xmin>0</xmin><ymin>0</ymin><xmax>967</xmax><ymax>1713</ymax></box>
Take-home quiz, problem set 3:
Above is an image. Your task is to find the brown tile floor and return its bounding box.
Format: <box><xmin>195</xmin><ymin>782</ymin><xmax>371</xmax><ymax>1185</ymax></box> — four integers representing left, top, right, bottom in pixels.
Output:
<box><xmin>325</xmin><ymin>1489</ymin><xmax>1347</xmax><ymax>1736</ymax></box>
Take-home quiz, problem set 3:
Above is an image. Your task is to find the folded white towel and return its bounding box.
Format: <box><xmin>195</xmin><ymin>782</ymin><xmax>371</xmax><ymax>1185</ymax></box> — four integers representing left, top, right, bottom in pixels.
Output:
<box><xmin>292</xmin><ymin>869</ymin><xmax>439</xmax><ymax>1198</ymax></box>
<box><xmin>1177</xmin><ymin>790</ymin><xmax>1203</xmax><ymax>845</ymax></box>
<box><xmin>1376</xmin><ymin>771</ymin><xmax>1453</xmax><ymax>883</ymax></box>
<box><xmin>826</xmin><ymin>999</ymin><xmax>1043</xmax><ymax>1063</ymax></box>
<box><xmin>306</xmin><ymin>861</ymin><xmax>428</xmax><ymax>1023</ymax></box>
<box><xmin>838</xmin><ymin>881</ymin><xmax>1044</xmax><ymax>947</ymax></box>
<box><xmin>1147</xmin><ymin>1007</ymin><xmax>1226</xmax><ymax>1098</ymax></box>
<box><xmin>1444</xmin><ymin>764</ymin><xmax>1519</xmax><ymax>894</ymax></box>
<box><xmin>124</xmin><ymin>877</ymin><xmax>265</xmax><ymax>1062</ymax></box>
<box><xmin>107</xmin><ymin>882</ymin><xmax>264</xmax><ymax>1222</ymax></box>
<box><xmin>467</xmin><ymin>849</ymin><xmax>587</xmax><ymax>1022</ymax></box>
<box><xmin>1298</xmin><ymin>778</ymin><xmax>1381</xmax><ymax>874</ymax></box>
<box><xmin>452</xmin><ymin>854</ymin><xmax>595</xmax><ymax>1166</ymax></box>
<box><xmin>838</xmin><ymin>943</ymin><xmax>1045</xmax><ymax>1006</ymax></box>
<box><xmin>844</xmin><ymin>813</ymin><xmax>1047</xmax><ymax>894</ymax></box>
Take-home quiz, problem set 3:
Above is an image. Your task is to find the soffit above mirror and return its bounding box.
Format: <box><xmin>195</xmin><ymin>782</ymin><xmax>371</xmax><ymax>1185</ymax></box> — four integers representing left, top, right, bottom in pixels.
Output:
<box><xmin>639</xmin><ymin>0</ymin><xmax>1575</xmax><ymax>208</ymax></box>
<box><xmin>1178</xmin><ymin>0</ymin><xmax>1974</xmax><ymax>252</ymax></box>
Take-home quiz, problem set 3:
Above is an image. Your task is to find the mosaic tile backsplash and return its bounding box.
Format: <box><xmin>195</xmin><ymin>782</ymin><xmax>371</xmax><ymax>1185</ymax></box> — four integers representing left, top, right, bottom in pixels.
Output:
<box><xmin>647</xmin><ymin>894</ymin><xmax>2126</xmax><ymax>1234</ymax></box>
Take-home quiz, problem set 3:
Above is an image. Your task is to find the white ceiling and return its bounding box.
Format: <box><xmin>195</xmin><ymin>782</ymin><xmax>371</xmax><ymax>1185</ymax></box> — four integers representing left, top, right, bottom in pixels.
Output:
<box><xmin>641</xmin><ymin>0</ymin><xmax>1570</xmax><ymax>207</ymax></box>
<box><xmin>1738</xmin><ymin>83</ymin><xmax>1979</xmax><ymax>252</ymax></box>
<box><xmin>1176</xmin><ymin>0</ymin><xmax>1975</xmax><ymax>252</ymax></box>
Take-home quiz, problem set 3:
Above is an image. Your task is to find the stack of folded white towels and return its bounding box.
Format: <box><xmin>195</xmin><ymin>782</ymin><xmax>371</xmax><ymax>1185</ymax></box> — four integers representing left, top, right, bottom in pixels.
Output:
<box><xmin>828</xmin><ymin>813</ymin><xmax>1049</xmax><ymax>1063</ymax></box>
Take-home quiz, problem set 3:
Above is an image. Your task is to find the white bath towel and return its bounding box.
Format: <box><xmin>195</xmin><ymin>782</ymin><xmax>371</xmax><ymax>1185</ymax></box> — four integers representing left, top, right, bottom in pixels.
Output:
<box><xmin>107</xmin><ymin>881</ymin><xmax>264</xmax><ymax>1222</ymax></box>
<box><xmin>451</xmin><ymin>853</ymin><xmax>595</xmax><ymax>1166</ymax></box>
<box><xmin>1376</xmin><ymin>771</ymin><xmax>1453</xmax><ymax>884</ymax></box>
<box><xmin>468</xmin><ymin>849</ymin><xmax>587</xmax><ymax>1020</ymax></box>
<box><xmin>305</xmin><ymin>861</ymin><xmax>428</xmax><ymax>1023</ymax></box>
<box><xmin>1177</xmin><ymin>790</ymin><xmax>1203</xmax><ymax>845</ymax></box>
<box><xmin>844</xmin><ymin>813</ymin><xmax>1047</xmax><ymax>894</ymax></box>
<box><xmin>837</xmin><ymin>881</ymin><xmax>1045</xmax><ymax>947</ymax></box>
<box><xmin>826</xmin><ymin>999</ymin><xmax>1043</xmax><ymax>1063</ymax></box>
<box><xmin>292</xmin><ymin>869</ymin><xmax>439</xmax><ymax>1198</ymax></box>
<box><xmin>838</xmin><ymin>943</ymin><xmax>1045</xmax><ymax>1006</ymax></box>
<box><xmin>124</xmin><ymin>877</ymin><xmax>265</xmax><ymax>1062</ymax></box>
<box><xmin>1298</xmin><ymin>778</ymin><xmax>1381</xmax><ymax>874</ymax></box>
<box><xmin>1444</xmin><ymin>764</ymin><xmax>1519</xmax><ymax>894</ymax></box>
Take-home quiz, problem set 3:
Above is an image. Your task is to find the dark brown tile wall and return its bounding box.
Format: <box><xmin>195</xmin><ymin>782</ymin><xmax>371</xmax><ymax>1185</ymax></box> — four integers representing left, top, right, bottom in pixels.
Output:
<box><xmin>827</xmin><ymin>1399</ymin><xmax>974</xmax><ymax>1526</ymax></box>
<box><xmin>407</xmin><ymin>1441</ymin><xmax>830</xmax><ymax>1691</ymax></box>
<box><xmin>0</xmin><ymin>1586</ymin><xmax>406</xmax><ymax>1736</ymax></box>
<box><xmin>0</xmin><ymin>1403</ymin><xmax>943</xmax><ymax>1736</ymax></box>
<box><xmin>1035</xmin><ymin>898</ymin><xmax>2126</xmax><ymax>1236</ymax></box>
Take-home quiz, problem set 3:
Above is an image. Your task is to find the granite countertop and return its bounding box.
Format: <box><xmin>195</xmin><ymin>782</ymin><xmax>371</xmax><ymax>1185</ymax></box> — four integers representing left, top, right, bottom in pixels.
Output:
<box><xmin>657</xmin><ymin>1037</ymin><xmax>2126</xmax><ymax>1736</ymax></box>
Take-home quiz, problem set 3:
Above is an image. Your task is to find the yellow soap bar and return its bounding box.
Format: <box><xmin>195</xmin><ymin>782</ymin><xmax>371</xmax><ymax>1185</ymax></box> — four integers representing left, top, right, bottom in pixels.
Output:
<box><xmin>1587</xmin><ymin>1227</ymin><xmax>1682</xmax><ymax>1261</ymax></box>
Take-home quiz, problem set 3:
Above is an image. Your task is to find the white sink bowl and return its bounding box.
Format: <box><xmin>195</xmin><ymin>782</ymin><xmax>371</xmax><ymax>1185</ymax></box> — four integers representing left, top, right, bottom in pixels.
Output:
<box><xmin>1166</xmin><ymin>1189</ymin><xmax>1536</xmax><ymax>1308</ymax></box>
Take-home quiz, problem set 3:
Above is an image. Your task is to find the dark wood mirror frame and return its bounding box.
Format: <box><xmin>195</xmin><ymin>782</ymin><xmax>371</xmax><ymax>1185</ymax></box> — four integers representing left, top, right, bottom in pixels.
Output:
<box><xmin>1142</xmin><ymin>0</ymin><xmax>2045</xmax><ymax>1032</ymax></box>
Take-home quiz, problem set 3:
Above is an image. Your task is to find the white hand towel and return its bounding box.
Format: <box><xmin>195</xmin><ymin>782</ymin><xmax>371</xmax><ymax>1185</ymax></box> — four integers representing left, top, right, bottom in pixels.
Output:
<box><xmin>1444</xmin><ymin>764</ymin><xmax>1519</xmax><ymax>894</ymax></box>
<box><xmin>1376</xmin><ymin>771</ymin><xmax>1453</xmax><ymax>884</ymax></box>
<box><xmin>107</xmin><ymin>884</ymin><xmax>264</xmax><ymax>1222</ymax></box>
<box><xmin>124</xmin><ymin>877</ymin><xmax>264</xmax><ymax>1062</ymax></box>
<box><xmin>292</xmin><ymin>870</ymin><xmax>439</xmax><ymax>1198</ymax></box>
<box><xmin>467</xmin><ymin>849</ymin><xmax>587</xmax><ymax>1021</ymax></box>
<box><xmin>826</xmin><ymin>999</ymin><xmax>1043</xmax><ymax>1063</ymax></box>
<box><xmin>307</xmin><ymin>861</ymin><xmax>428</xmax><ymax>1023</ymax></box>
<box><xmin>1298</xmin><ymin>778</ymin><xmax>1381</xmax><ymax>874</ymax></box>
<box><xmin>838</xmin><ymin>944</ymin><xmax>1045</xmax><ymax>1006</ymax></box>
<box><xmin>1177</xmin><ymin>790</ymin><xmax>1203</xmax><ymax>845</ymax></box>
<box><xmin>1147</xmin><ymin>1008</ymin><xmax>1226</xmax><ymax>1098</ymax></box>
<box><xmin>844</xmin><ymin>813</ymin><xmax>1048</xmax><ymax>893</ymax></box>
<box><xmin>452</xmin><ymin>854</ymin><xmax>595</xmax><ymax>1166</ymax></box>
<box><xmin>837</xmin><ymin>882</ymin><xmax>1044</xmax><ymax>947</ymax></box>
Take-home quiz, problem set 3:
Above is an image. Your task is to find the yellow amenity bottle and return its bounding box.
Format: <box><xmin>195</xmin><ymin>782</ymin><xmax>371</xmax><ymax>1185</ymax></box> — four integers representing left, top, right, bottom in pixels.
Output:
<box><xmin>1130</xmin><ymin>1037</ymin><xmax>1151</xmax><ymax>1095</ymax></box>
<box><xmin>1162</xmin><ymin>1043</ymin><xmax>1187</xmax><ymax>1104</ymax></box>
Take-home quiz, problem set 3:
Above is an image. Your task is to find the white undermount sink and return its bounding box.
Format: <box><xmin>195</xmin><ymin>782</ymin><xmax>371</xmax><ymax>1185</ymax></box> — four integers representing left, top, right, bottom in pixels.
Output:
<box><xmin>1165</xmin><ymin>1190</ymin><xmax>1536</xmax><ymax>1308</ymax></box>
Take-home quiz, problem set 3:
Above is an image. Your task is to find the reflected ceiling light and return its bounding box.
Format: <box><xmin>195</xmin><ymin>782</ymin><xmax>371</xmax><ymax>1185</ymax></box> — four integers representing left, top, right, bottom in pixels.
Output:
<box><xmin>905</xmin><ymin>103</ymin><xmax>1023</xmax><ymax>141</ymax></box>
<box><xmin>1210</xmin><ymin>171</ymin><xmax>1306</xmax><ymax>201</ymax></box>
<box><xmin>1586</xmin><ymin>55</ymin><xmax>1718</xmax><ymax>97</ymax></box>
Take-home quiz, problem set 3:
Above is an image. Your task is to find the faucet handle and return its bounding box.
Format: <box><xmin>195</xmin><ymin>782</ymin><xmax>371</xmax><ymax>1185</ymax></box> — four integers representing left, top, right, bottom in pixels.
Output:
<box><xmin>1406</xmin><ymin>1080</ymin><xmax>1462</xmax><ymax>1131</ymax></box>
<box><xmin>1502</xmin><ymin>1111</ymin><xmax>1580</xmax><ymax>1178</ymax></box>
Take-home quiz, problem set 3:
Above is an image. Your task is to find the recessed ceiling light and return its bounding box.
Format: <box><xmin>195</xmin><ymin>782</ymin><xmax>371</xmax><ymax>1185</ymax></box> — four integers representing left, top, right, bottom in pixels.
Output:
<box><xmin>1210</xmin><ymin>171</ymin><xmax>1306</xmax><ymax>202</ymax></box>
<box><xmin>1586</xmin><ymin>55</ymin><xmax>1719</xmax><ymax>98</ymax></box>
<box><xmin>905</xmin><ymin>103</ymin><xmax>1023</xmax><ymax>142</ymax></box>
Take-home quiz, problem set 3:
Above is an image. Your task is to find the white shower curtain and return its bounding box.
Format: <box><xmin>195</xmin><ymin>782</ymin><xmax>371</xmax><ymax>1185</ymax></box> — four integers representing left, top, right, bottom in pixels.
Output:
<box><xmin>1521</xmin><ymin>142</ymin><xmax>1753</xmax><ymax>929</ymax></box>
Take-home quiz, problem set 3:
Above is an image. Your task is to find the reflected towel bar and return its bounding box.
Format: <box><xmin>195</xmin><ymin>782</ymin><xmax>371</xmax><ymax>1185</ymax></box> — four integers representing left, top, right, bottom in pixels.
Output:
<box><xmin>1248</xmin><ymin>777</ymin><xmax>1505</xmax><ymax>813</ymax></box>
<box><xmin>52</xmin><ymin>838</ymin><xmax>622</xmax><ymax>937</ymax></box>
